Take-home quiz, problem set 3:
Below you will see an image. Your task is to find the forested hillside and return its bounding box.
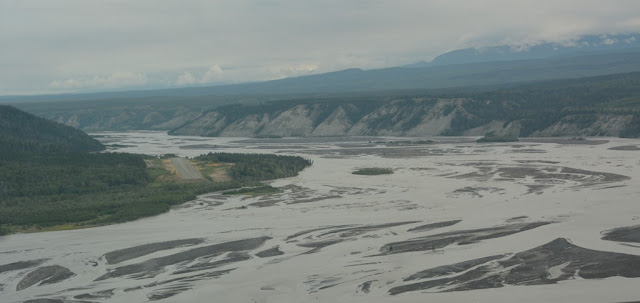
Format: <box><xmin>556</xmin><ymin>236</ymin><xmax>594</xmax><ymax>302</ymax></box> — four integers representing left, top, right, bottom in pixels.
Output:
<box><xmin>0</xmin><ymin>107</ymin><xmax>161</xmax><ymax>231</ymax></box>
<box><xmin>0</xmin><ymin>107</ymin><xmax>311</xmax><ymax>235</ymax></box>
<box><xmin>0</xmin><ymin>105</ymin><xmax>105</xmax><ymax>153</ymax></box>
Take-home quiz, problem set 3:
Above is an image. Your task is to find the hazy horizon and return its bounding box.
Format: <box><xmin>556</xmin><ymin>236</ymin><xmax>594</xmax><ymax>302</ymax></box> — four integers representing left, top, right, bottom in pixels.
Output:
<box><xmin>2</xmin><ymin>0</ymin><xmax>640</xmax><ymax>95</ymax></box>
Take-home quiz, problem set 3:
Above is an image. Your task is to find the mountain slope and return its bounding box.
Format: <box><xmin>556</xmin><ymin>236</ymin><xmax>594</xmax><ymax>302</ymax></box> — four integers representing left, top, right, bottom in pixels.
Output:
<box><xmin>170</xmin><ymin>72</ymin><xmax>640</xmax><ymax>138</ymax></box>
<box><xmin>169</xmin><ymin>51</ymin><xmax>640</xmax><ymax>95</ymax></box>
<box><xmin>0</xmin><ymin>105</ymin><xmax>104</xmax><ymax>153</ymax></box>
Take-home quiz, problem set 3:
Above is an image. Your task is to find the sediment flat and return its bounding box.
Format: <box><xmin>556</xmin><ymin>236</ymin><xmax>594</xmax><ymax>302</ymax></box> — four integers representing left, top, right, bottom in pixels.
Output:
<box><xmin>3</xmin><ymin>132</ymin><xmax>639</xmax><ymax>303</ymax></box>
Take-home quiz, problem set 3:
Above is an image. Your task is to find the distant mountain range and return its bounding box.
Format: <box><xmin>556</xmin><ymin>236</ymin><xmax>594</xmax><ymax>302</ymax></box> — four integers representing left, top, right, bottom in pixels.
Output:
<box><xmin>2</xmin><ymin>33</ymin><xmax>640</xmax><ymax>102</ymax></box>
<box><xmin>199</xmin><ymin>50</ymin><xmax>640</xmax><ymax>95</ymax></box>
<box><xmin>407</xmin><ymin>33</ymin><xmax>640</xmax><ymax>67</ymax></box>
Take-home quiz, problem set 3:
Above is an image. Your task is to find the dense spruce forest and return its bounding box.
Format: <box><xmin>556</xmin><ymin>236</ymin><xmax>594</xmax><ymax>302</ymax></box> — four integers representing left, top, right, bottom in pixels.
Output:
<box><xmin>194</xmin><ymin>153</ymin><xmax>313</xmax><ymax>182</ymax></box>
<box><xmin>0</xmin><ymin>107</ymin><xmax>311</xmax><ymax>235</ymax></box>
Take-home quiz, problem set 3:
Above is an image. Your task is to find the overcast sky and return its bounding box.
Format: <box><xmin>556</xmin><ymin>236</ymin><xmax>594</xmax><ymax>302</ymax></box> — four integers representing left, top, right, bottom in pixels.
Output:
<box><xmin>1</xmin><ymin>0</ymin><xmax>640</xmax><ymax>95</ymax></box>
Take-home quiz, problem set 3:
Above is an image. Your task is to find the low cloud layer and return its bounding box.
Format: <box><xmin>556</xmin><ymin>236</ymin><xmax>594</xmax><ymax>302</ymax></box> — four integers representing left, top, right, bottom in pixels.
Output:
<box><xmin>1</xmin><ymin>0</ymin><xmax>640</xmax><ymax>94</ymax></box>
<box><xmin>49</xmin><ymin>72</ymin><xmax>149</xmax><ymax>90</ymax></box>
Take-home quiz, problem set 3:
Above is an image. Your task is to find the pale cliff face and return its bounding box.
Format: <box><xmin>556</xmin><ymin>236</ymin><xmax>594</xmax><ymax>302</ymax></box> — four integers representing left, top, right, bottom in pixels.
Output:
<box><xmin>219</xmin><ymin>114</ymin><xmax>270</xmax><ymax>137</ymax></box>
<box><xmin>463</xmin><ymin>120</ymin><xmax>522</xmax><ymax>137</ymax></box>
<box><xmin>259</xmin><ymin>105</ymin><xmax>317</xmax><ymax>137</ymax></box>
<box><xmin>403</xmin><ymin>99</ymin><xmax>466</xmax><ymax>136</ymax></box>
<box><xmin>152</xmin><ymin>112</ymin><xmax>202</xmax><ymax>130</ymax></box>
<box><xmin>312</xmin><ymin>106</ymin><xmax>353</xmax><ymax>137</ymax></box>
<box><xmin>171</xmin><ymin>99</ymin><xmax>466</xmax><ymax>137</ymax></box>
<box><xmin>169</xmin><ymin>99</ymin><xmax>637</xmax><ymax>138</ymax></box>
<box><xmin>44</xmin><ymin>107</ymin><xmax>206</xmax><ymax>132</ymax></box>
<box><xmin>171</xmin><ymin>112</ymin><xmax>227</xmax><ymax>136</ymax></box>
<box><xmin>531</xmin><ymin>115</ymin><xmax>634</xmax><ymax>137</ymax></box>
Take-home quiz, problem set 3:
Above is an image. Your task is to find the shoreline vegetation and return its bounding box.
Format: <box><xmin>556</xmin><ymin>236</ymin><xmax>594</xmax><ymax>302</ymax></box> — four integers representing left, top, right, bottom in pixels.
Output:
<box><xmin>0</xmin><ymin>106</ymin><xmax>313</xmax><ymax>236</ymax></box>
<box><xmin>0</xmin><ymin>150</ymin><xmax>311</xmax><ymax>236</ymax></box>
<box><xmin>352</xmin><ymin>167</ymin><xmax>394</xmax><ymax>175</ymax></box>
<box><xmin>477</xmin><ymin>133</ymin><xmax>520</xmax><ymax>143</ymax></box>
<box><xmin>374</xmin><ymin>140</ymin><xmax>435</xmax><ymax>146</ymax></box>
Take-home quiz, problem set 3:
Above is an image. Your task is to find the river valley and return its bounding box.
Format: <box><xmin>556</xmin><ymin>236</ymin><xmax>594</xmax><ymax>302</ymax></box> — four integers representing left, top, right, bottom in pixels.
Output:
<box><xmin>2</xmin><ymin>132</ymin><xmax>640</xmax><ymax>303</ymax></box>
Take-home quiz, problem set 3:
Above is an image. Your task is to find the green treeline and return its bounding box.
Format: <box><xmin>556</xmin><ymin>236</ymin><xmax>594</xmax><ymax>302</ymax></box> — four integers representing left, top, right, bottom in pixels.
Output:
<box><xmin>352</xmin><ymin>167</ymin><xmax>394</xmax><ymax>175</ymax></box>
<box><xmin>476</xmin><ymin>132</ymin><xmax>519</xmax><ymax>143</ymax></box>
<box><xmin>0</xmin><ymin>151</ymin><xmax>311</xmax><ymax>230</ymax></box>
<box><xmin>0</xmin><ymin>181</ymin><xmax>242</xmax><ymax>227</ymax></box>
<box><xmin>0</xmin><ymin>152</ymin><xmax>148</xmax><ymax>198</ymax></box>
<box><xmin>194</xmin><ymin>153</ymin><xmax>312</xmax><ymax>182</ymax></box>
<box><xmin>0</xmin><ymin>151</ymin><xmax>232</xmax><ymax>227</ymax></box>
